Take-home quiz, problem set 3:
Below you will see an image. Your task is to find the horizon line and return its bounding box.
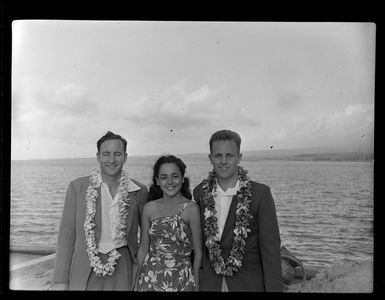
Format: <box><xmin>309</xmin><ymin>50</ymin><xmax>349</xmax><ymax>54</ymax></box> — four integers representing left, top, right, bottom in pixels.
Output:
<box><xmin>10</xmin><ymin>145</ymin><xmax>373</xmax><ymax>162</ymax></box>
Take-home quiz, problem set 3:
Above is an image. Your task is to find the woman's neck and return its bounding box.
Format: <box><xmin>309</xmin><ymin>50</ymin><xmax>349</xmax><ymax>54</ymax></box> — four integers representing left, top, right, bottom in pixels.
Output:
<box><xmin>162</xmin><ymin>192</ymin><xmax>183</xmax><ymax>204</ymax></box>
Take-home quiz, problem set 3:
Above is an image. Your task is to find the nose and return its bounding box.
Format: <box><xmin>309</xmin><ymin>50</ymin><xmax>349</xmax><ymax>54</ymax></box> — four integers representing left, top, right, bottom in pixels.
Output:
<box><xmin>220</xmin><ymin>156</ymin><xmax>227</xmax><ymax>164</ymax></box>
<box><xmin>108</xmin><ymin>154</ymin><xmax>115</xmax><ymax>163</ymax></box>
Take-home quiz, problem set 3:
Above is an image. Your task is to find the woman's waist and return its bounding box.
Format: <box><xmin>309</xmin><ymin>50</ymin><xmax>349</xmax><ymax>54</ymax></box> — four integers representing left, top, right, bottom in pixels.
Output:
<box><xmin>149</xmin><ymin>249</ymin><xmax>192</xmax><ymax>258</ymax></box>
<box><xmin>149</xmin><ymin>237</ymin><xmax>192</xmax><ymax>248</ymax></box>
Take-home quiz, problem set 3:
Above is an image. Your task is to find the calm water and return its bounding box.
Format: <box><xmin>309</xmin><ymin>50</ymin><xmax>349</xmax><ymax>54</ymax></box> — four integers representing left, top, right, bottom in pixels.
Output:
<box><xmin>10</xmin><ymin>157</ymin><xmax>373</xmax><ymax>268</ymax></box>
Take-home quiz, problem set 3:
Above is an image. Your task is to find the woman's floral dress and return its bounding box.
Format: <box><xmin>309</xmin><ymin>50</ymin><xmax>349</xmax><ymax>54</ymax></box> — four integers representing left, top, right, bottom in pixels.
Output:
<box><xmin>137</xmin><ymin>203</ymin><xmax>195</xmax><ymax>291</ymax></box>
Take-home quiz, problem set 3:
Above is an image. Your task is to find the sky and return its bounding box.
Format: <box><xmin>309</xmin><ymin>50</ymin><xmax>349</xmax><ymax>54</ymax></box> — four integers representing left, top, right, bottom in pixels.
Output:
<box><xmin>11</xmin><ymin>21</ymin><xmax>375</xmax><ymax>160</ymax></box>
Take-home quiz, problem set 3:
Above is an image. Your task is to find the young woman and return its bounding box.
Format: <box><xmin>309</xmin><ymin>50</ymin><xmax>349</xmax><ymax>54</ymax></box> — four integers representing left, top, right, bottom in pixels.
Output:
<box><xmin>134</xmin><ymin>155</ymin><xmax>202</xmax><ymax>291</ymax></box>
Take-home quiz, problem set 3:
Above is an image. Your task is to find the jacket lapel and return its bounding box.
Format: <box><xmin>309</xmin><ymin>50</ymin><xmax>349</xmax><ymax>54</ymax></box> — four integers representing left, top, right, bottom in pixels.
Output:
<box><xmin>220</xmin><ymin>194</ymin><xmax>238</xmax><ymax>243</ymax></box>
<box><xmin>125</xmin><ymin>190</ymin><xmax>138</xmax><ymax>235</ymax></box>
<box><xmin>95</xmin><ymin>187</ymin><xmax>102</xmax><ymax>243</ymax></box>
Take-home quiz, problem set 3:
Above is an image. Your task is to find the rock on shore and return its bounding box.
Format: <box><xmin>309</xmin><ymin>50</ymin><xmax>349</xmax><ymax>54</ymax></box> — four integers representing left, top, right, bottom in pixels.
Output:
<box><xmin>286</xmin><ymin>260</ymin><xmax>373</xmax><ymax>293</ymax></box>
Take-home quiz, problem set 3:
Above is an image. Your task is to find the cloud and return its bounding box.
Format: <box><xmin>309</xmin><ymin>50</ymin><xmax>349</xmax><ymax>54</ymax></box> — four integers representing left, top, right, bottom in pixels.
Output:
<box><xmin>132</xmin><ymin>80</ymin><xmax>220</xmax><ymax>125</ymax></box>
<box><xmin>267</xmin><ymin>103</ymin><xmax>374</xmax><ymax>150</ymax></box>
<box><xmin>14</xmin><ymin>76</ymin><xmax>260</xmax><ymax>152</ymax></box>
<box><xmin>304</xmin><ymin>103</ymin><xmax>373</xmax><ymax>148</ymax></box>
<box><xmin>313</xmin><ymin>103</ymin><xmax>373</xmax><ymax>134</ymax></box>
<box><xmin>275</xmin><ymin>90</ymin><xmax>303</xmax><ymax>110</ymax></box>
<box><xmin>117</xmin><ymin>80</ymin><xmax>261</xmax><ymax>132</ymax></box>
<box><xmin>12</xmin><ymin>76</ymin><xmax>102</xmax><ymax>141</ymax></box>
<box><xmin>46</xmin><ymin>84</ymin><xmax>99</xmax><ymax>116</ymax></box>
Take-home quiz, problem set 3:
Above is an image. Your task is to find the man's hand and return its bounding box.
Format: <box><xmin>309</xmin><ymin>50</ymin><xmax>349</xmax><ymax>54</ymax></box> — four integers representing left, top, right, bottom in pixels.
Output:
<box><xmin>131</xmin><ymin>263</ymin><xmax>139</xmax><ymax>290</ymax></box>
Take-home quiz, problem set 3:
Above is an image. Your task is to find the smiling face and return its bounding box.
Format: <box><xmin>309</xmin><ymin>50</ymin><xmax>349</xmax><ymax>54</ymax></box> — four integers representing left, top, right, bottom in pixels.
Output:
<box><xmin>209</xmin><ymin>140</ymin><xmax>242</xmax><ymax>184</ymax></box>
<box><xmin>97</xmin><ymin>139</ymin><xmax>127</xmax><ymax>180</ymax></box>
<box><xmin>156</xmin><ymin>162</ymin><xmax>184</xmax><ymax>198</ymax></box>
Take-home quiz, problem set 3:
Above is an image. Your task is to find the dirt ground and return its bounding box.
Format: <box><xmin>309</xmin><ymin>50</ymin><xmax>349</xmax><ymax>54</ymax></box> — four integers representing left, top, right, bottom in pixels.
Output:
<box><xmin>9</xmin><ymin>258</ymin><xmax>373</xmax><ymax>292</ymax></box>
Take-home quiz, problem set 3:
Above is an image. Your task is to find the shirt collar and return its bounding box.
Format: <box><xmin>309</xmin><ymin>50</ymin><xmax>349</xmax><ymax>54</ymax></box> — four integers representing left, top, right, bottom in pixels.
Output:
<box><xmin>216</xmin><ymin>179</ymin><xmax>240</xmax><ymax>196</ymax></box>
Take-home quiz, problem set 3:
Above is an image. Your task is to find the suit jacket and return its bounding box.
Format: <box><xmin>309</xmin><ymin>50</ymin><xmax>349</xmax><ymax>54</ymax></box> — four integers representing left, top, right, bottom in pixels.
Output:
<box><xmin>193</xmin><ymin>180</ymin><xmax>282</xmax><ymax>292</ymax></box>
<box><xmin>53</xmin><ymin>175</ymin><xmax>148</xmax><ymax>290</ymax></box>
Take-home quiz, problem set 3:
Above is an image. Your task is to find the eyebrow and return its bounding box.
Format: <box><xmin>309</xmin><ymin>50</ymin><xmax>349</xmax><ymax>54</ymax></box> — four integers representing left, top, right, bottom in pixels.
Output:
<box><xmin>159</xmin><ymin>172</ymin><xmax>180</xmax><ymax>176</ymax></box>
<box><xmin>101</xmin><ymin>151</ymin><xmax>123</xmax><ymax>154</ymax></box>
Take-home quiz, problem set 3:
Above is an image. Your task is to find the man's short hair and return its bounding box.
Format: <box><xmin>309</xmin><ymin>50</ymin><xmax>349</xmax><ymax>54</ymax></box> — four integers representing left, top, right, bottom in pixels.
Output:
<box><xmin>97</xmin><ymin>131</ymin><xmax>127</xmax><ymax>153</ymax></box>
<box><xmin>209</xmin><ymin>129</ymin><xmax>241</xmax><ymax>153</ymax></box>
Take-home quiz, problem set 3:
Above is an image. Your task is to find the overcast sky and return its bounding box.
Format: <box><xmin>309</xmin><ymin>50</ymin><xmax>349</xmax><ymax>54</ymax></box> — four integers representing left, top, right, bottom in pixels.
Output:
<box><xmin>11</xmin><ymin>21</ymin><xmax>375</xmax><ymax>160</ymax></box>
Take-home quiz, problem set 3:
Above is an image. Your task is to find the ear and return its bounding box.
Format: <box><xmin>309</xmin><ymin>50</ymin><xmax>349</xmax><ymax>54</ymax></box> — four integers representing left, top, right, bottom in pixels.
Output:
<box><xmin>96</xmin><ymin>152</ymin><xmax>100</xmax><ymax>163</ymax></box>
<box><xmin>238</xmin><ymin>152</ymin><xmax>243</xmax><ymax>165</ymax></box>
<box><xmin>208</xmin><ymin>154</ymin><xmax>213</xmax><ymax>165</ymax></box>
<box><xmin>155</xmin><ymin>177</ymin><xmax>159</xmax><ymax>186</ymax></box>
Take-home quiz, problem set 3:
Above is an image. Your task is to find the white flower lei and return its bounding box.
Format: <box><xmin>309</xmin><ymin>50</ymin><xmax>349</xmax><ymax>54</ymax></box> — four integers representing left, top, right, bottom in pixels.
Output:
<box><xmin>203</xmin><ymin>166</ymin><xmax>253</xmax><ymax>276</ymax></box>
<box><xmin>84</xmin><ymin>169</ymin><xmax>131</xmax><ymax>277</ymax></box>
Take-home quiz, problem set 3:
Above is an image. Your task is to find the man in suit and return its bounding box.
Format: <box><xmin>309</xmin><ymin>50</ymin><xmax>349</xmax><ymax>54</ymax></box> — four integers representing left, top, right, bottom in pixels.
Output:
<box><xmin>193</xmin><ymin>129</ymin><xmax>282</xmax><ymax>292</ymax></box>
<box><xmin>52</xmin><ymin>131</ymin><xmax>148</xmax><ymax>290</ymax></box>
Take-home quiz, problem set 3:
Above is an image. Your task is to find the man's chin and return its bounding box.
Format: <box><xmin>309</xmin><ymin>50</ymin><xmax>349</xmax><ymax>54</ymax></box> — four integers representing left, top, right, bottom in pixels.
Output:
<box><xmin>101</xmin><ymin>168</ymin><xmax>122</xmax><ymax>178</ymax></box>
<box><xmin>215</xmin><ymin>171</ymin><xmax>237</xmax><ymax>181</ymax></box>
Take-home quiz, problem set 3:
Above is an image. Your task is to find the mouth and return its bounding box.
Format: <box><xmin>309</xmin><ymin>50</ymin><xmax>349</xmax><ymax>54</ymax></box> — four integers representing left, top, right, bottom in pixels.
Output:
<box><xmin>106</xmin><ymin>164</ymin><xmax>118</xmax><ymax>169</ymax></box>
<box><xmin>164</xmin><ymin>186</ymin><xmax>178</xmax><ymax>192</ymax></box>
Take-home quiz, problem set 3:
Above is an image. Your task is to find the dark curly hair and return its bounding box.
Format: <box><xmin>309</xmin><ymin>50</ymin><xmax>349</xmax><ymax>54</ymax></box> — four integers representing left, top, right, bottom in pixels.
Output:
<box><xmin>148</xmin><ymin>155</ymin><xmax>192</xmax><ymax>201</ymax></box>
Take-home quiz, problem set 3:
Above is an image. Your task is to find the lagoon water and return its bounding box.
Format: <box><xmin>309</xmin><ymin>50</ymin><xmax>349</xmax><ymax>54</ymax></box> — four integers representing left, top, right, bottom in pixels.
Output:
<box><xmin>10</xmin><ymin>156</ymin><xmax>373</xmax><ymax>268</ymax></box>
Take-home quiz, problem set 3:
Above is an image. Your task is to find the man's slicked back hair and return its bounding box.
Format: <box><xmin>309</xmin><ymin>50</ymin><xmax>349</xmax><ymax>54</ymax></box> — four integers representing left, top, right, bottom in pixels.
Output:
<box><xmin>97</xmin><ymin>131</ymin><xmax>127</xmax><ymax>153</ymax></box>
<box><xmin>209</xmin><ymin>129</ymin><xmax>241</xmax><ymax>154</ymax></box>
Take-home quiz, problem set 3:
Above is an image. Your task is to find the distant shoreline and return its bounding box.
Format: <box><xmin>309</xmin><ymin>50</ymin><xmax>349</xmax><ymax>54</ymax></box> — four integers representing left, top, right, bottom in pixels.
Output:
<box><xmin>11</xmin><ymin>149</ymin><xmax>374</xmax><ymax>162</ymax></box>
<box><xmin>244</xmin><ymin>153</ymin><xmax>374</xmax><ymax>162</ymax></box>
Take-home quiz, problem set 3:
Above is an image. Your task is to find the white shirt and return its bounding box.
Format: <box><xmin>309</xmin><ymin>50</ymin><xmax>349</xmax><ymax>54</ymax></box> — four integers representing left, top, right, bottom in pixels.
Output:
<box><xmin>97</xmin><ymin>173</ymin><xmax>141</xmax><ymax>254</ymax></box>
<box><xmin>214</xmin><ymin>179</ymin><xmax>240</xmax><ymax>240</ymax></box>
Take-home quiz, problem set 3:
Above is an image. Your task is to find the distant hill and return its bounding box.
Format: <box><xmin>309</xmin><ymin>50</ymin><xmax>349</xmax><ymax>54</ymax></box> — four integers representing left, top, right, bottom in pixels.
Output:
<box><xmin>11</xmin><ymin>146</ymin><xmax>374</xmax><ymax>162</ymax></box>
<box><xmin>103</xmin><ymin>147</ymin><xmax>375</xmax><ymax>163</ymax></box>
<box><xmin>241</xmin><ymin>147</ymin><xmax>373</xmax><ymax>162</ymax></box>
<box><xmin>174</xmin><ymin>146</ymin><xmax>374</xmax><ymax>162</ymax></box>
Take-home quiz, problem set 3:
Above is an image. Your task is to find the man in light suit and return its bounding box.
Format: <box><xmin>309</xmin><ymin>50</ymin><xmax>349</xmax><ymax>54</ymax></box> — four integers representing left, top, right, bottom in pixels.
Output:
<box><xmin>193</xmin><ymin>129</ymin><xmax>282</xmax><ymax>292</ymax></box>
<box><xmin>52</xmin><ymin>131</ymin><xmax>148</xmax><ymax>290</ymax></box>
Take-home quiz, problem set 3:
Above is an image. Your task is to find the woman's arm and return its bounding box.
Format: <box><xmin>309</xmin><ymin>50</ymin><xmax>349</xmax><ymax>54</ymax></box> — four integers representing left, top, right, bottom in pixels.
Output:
<box><xmin>187</xmin><ymin>202</ymin><xmax>203</xmax><ymax>291</ymax></box>
<box><xmin>136</xmin><ymin>204</ymin><xmax>151</xmax><ymax>266</ymax></box>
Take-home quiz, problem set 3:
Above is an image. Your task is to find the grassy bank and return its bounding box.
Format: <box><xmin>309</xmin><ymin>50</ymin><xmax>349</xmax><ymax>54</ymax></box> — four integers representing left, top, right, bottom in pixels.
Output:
<box><xmin>286</xmin><ymin>260</ymin><xmax>373</xmax><ymax>293</ymax></box>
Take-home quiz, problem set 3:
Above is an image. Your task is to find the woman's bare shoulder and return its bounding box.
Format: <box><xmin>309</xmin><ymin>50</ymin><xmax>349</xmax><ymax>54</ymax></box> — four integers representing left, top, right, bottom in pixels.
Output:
<box><xmin>183</xmin><ymin>200</ymin><xmax>200</xmax><ymax>215</ymax></box>
<box><xmin>143</xmin><ymin>200</ymin><xmax>162</xmax><ymax>213</ymax></box>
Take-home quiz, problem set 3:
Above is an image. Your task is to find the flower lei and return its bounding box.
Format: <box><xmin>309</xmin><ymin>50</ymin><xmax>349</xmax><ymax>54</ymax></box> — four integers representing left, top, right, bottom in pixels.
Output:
<box><xmin>84</xmin><ymin>169</ymin><xmax>131</xmax><ymax>277</ymax></box>
<box><xmin>203</xmin><ymin>166</ymin><xmax>253</xmax><ymax>277</ymax></box>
